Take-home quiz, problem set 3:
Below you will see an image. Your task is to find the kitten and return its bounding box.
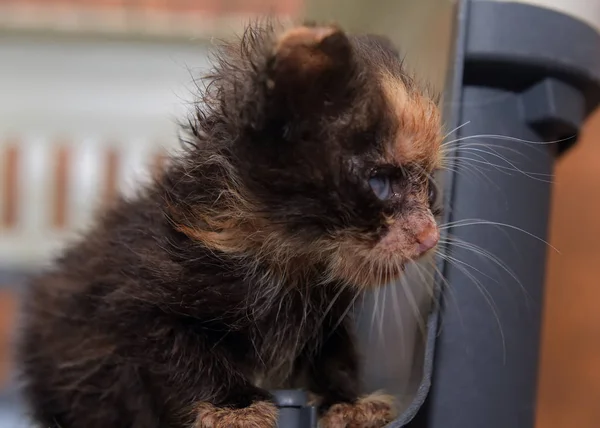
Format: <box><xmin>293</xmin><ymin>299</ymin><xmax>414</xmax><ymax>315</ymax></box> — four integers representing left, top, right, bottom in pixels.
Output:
<box><xmin>17</xmin><ymin>21</ymin><xmax>443</xmax><ymax>428</ymax></box>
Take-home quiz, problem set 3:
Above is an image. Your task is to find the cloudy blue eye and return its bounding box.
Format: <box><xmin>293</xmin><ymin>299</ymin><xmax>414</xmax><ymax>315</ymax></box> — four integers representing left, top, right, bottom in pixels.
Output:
<box><xmin>369</xmin><ymin>175</ymin><xmax>392</xmax><ymax>200</ymax></box>
<box><xmin>428</xmin><ymin>178</ymin><xmax>438</xmax><ymax>206</ymax></box>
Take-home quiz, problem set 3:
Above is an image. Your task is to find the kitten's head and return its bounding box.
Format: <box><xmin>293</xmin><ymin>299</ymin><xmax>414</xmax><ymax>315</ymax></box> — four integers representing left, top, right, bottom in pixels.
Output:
<box><xmin>169</xmin><ymin>21</ymin><xmax>443</xmax><ymax>289</ymax></box>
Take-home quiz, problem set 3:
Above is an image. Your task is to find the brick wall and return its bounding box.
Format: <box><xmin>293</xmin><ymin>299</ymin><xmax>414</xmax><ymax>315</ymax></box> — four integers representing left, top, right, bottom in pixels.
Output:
<box><xmin>0</xmin><ymin>0</ymin><xmax>303</xmax><ymax>15</ymax></box>
<box><xmin>0</xmin><ymin>0</ymin><xmax>304</xmax><ymax>38</ymax></box>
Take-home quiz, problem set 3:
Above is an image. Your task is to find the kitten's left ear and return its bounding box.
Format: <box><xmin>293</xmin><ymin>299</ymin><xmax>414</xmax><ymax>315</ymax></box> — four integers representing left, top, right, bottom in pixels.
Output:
<box><xmin>266</xmin><ymin>24</ymin><xmax>354</xmax><ymax>112</ymax></box>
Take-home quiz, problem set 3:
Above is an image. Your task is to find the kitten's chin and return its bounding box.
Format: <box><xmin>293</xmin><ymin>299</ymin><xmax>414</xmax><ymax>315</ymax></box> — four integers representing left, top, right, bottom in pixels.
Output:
<box><xmin>358</xmin><ymin>266</ymin><xmax>407</xmax><ymax>289</ymax></box>
<box><xmin>326</xmin><ymin>255</ymin><xmax>408</xmax><ymax>290</ymax></box>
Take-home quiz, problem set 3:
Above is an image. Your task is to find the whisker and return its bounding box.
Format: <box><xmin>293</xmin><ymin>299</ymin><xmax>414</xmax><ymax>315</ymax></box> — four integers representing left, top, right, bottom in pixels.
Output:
<box><xmin>438</xmin><ymin>220</ymin><xmax>559</xmax><ymax>253</ymax></box>
<box><xmin>440</xmin><ymin>150</ymin><xmax>510</xmax><ymax>186</ymax></box>
<box><xmin>403</xmin><ymin>264</ymin><xmax>431</xmax><ymax>338</ymax></box>
<box><xmin>442</xmin><ymin>120</ymin><xmax>471</xmax><ymax>140</ymax></box>
<box><xmin>442</xmin><ymin>140</ymin><xmax>537</xmax><ymax>161</ymax></box>
<box><xmin>443</xmin><ymin>156</ymin><xmax>554</xmax><ymax>184</ymax></box>
<box><xmin>317</xmin><ymin>283</ymin><xmax>348</xmax><ymax>329</ymax></box>
<box><xmin>443</xmin><ymin>144</ymin><xmax>538</xmax><ymax>169</ymax></box>
<box><xmin>390</xmin><ymin>275</ymin><xmax>409</xmax><ymax>353</ymax></box>
<box><xmin>442</xmin><ymin>133</ymin><xmax>574</xmax><ymax>147</ymax></box>
<box><xmin>444</xmin><ymin>143</ymin><xmax>546</xmax><ymax>168</ymax></box>
<box><xmin>444</xmin><ymin>147</ymin><xmax>553</xmax><ymax>183</ymax></box>
<box><xmin>370</xmin><ymin>267</ymin><xmax>381</xmax><ymax>337</ymax></box>
<box><xmin>436</xmin><ymin>252</ymin><xmax>507</xmax><ymax>364</ymax></box>
<box><xmin>438</xmin><ymin>236</ymin><xmax>532</xmax><ymax>306</ymax></box>
<box><xmin>427</xmin><ymin>260</ymin><xmax>465</xmax><ymax>335</ymax></box>
<box><xmin>328</xmin><ymin>291</ymin><xmax>362</xmax><ymax>339</ymax></box>
<box><xmin>375</xmin><ymin>265</ymin><xmax>386</xmax><ymax>345</ymax></box>
<box><xmin>436</xmin><ymin>250</ymin><xmax>499</xmax><ymax>285</ymax></box>
<box><xmin>441</xmin><ymin>157</ymin><xmax>503</xmax><ymax>190</ymax></box>
<box><xmin>438</xmin><ymin>155</ymin><xmax>499</xmax><ymax>191</ymax></box>
<box><xmin>447</xmin><ymin>154</ymin><xmax>553</xmax><ymax>179</ymax></box>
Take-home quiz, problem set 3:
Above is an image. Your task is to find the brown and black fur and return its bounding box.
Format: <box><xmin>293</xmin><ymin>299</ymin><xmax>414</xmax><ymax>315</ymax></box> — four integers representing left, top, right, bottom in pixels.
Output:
<box><xmin>17</xmin><ymin>20</ymin><xmax>443</xmax><ymax>428</ymax></box>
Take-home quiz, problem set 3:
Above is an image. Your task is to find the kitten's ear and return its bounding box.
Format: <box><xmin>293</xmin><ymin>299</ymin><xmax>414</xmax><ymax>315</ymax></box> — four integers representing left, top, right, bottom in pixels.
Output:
<box><xmin>266</xmin><ymin>25</ymin><xmax>353</xmax><ymax>111</ymax></box>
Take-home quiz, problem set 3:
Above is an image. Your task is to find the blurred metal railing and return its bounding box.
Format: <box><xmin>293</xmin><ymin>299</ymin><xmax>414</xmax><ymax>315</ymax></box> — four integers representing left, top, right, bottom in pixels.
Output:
<box><xmin>0</xmin><ymin>136</ymin><xmax>172</xmax><ymax>269</ymax></box>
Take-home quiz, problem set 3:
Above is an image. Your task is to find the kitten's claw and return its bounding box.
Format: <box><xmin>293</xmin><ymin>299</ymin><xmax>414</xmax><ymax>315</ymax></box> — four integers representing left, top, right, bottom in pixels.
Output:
<box><xmin>320</xmin><ymin>392</ymin><xmax>397</xmax><ymax>428</ymax></box>
<box><xmin>195</xmin><ymin>401</ymin><xmax>278</xmax><ymax>428</ymax></box>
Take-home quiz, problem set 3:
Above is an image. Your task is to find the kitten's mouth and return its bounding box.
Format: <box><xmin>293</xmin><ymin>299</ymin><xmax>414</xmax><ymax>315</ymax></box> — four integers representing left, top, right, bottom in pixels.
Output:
<box><xmin>328</xmin><ymin>222</ymin><xmax>438</xmax><ymax>288</ymax></box>
<box><xmin>376</xmin><ymin>216</ymin><xmax>440</xmax><ymax>261</ymax></box>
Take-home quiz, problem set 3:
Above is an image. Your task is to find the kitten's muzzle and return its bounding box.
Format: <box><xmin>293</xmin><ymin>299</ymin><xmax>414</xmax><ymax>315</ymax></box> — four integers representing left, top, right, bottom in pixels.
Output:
<box><xmin>415</xmin><ymin>224</ymin><xmax>439</xmax><ymax>256</ymax></box>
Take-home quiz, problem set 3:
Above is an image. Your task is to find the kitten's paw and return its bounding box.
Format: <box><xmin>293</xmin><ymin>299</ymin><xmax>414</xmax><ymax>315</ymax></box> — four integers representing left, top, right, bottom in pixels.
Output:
<box><xmin>195</xmin><ymin>401</ymin><xmax>277</xmax><ymax>428</ymax></box>
<box><xmin>320</xmin><ymin>392</ymin><xmax>397</xmax><ymax>428</ymax></box>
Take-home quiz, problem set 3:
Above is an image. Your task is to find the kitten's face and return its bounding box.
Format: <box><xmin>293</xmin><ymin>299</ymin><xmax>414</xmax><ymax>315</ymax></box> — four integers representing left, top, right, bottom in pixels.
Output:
<box><xmin>187</xmin><ymin>24</ymin><xmax>443</xmax><ymax>288</ymax></box>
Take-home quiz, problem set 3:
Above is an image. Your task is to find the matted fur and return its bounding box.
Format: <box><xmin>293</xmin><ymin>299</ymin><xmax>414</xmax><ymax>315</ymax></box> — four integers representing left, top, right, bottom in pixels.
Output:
<box><xmin>320</xmin><ymin>392</ymin><xmax>397</xmax><ymax>428</ymax></box>
<box><xmin>17</xmin><ymin>19</ymin><xmax>442</xmax><ymax>428</ymax></box>
<box><xmin>196</xmin><ymin>401</ymin><xmax>278</xmax><ymax>428</ymax></box>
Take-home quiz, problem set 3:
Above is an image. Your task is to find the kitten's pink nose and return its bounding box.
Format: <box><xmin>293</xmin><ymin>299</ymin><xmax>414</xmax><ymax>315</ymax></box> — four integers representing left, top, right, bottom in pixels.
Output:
<box><xmin>415</xmin><ymin>226</ymin><xmax>439</xmax><ymax>256</ymax></box>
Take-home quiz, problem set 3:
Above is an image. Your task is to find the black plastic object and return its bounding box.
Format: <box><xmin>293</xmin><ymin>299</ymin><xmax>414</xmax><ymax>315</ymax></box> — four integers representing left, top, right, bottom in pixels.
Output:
<box><xmin>272</xmin><ymin>390</ymin><xmax>317</xmax><ymax>428</ymax></box>
<box><xmin>521</xmin><ymin>78</ymin><xmax>585</xmax><ymax>143</ymax></box>
<box><xmin>405</xmin><ymin>1</ymin><xmax>600</xmax><ymax>428</ymax></box>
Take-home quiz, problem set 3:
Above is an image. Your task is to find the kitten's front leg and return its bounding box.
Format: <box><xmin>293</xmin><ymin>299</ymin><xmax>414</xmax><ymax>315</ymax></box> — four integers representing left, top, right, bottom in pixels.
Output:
<box><xmin>308</xmin><ymin>321</ymin><xmax>397</xmax><ymax>428</ymax></box>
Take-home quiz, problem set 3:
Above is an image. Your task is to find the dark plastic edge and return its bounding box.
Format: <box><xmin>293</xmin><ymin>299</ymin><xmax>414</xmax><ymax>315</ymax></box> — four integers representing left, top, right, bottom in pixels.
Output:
<box><xmin>520</xmin><ymin>77</ymin><xmax>585</xmax><ymax>145</ymax></box>
<box><xmin>391</xmin><ymin>0</ymin><xmax>468</xmax><ymax>426</ymax></box>
<box><xmin>272</xmin><ymin>390</ymin><xmax>317</xmax><ymax>428</ymax></box>
<box><xmin>404</xmin><ymin>2</ymin><xmax>600</xmax><ymax>428</ymax></box>
<box><xmin>464</xmin><ymin>1</ymin><xmax>600</xmax><ymax>120</ymax></box>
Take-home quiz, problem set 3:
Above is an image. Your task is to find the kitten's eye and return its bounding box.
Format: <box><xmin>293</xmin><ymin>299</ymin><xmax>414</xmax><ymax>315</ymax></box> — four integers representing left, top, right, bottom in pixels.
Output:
<box><xmin>369</xmin><ymin>174</ymin><xmax>392</xmax><ymax>200</ymax></box>
<box><xmin>428</xmin><ymin>179</ymin><xmax>438</xmax><ymax>206</ymax></box>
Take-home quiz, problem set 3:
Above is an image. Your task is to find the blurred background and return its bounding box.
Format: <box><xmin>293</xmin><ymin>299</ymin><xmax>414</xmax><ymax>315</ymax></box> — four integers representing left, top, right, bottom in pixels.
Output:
<box><xmin>0</xmin><ymin>0</ymin><xmax>599</xmax><ymax>427</ymax></box>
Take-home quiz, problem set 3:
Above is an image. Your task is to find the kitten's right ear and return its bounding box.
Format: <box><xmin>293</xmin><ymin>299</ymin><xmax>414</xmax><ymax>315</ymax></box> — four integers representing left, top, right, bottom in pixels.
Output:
<box><xmin>266</xmin><ymin>24</ymin><xmax>354</xmax><ymax>112</ymax></box>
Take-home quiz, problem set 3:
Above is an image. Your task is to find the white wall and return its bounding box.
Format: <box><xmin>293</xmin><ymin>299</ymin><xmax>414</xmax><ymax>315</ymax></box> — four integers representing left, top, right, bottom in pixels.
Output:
<box><xmin>484</xmin><ymin>0</ymin><xmax>600</xmax><ymax>33</ymax></box>
<box><xmin>0</xmin><ymin>34</ymin><xmax>210</xmax><ymax>141</ymax></box>
<box><xmin>0</xmin><ymin>34</ymin><xmax>211</xmax><ymax>268</ymax></box>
